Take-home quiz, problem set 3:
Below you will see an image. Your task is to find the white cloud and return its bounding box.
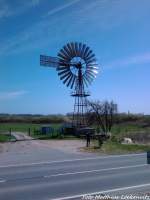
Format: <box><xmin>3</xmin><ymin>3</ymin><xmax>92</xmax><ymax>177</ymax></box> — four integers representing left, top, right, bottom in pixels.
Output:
<box><xmin>30</xmin><ymin>0</ymin><xmax>41</xmax><ymax>7</ymax></box>
<box><xmin>105</xmin><ymin>52</ymin><xmax>150</xmax><ymax>69</ymax></box>
<box><xmin>0</xmin><ymin>4</ymin><xmax>12</xmax><ymax>18</ymax></box>
<box><xmin>46</xmin><ymin>0</ymin><xmax>80</xmax><ymax>17</ymax></box>
<box><xmin>0</xmin><ymin>0</ymin><xmax>41</xmax><ymax>20</ymax></box>
<box><xmin>0</xmin><ymin>90</ymin><xmax>28</xmax><ymax>100</ymax></box>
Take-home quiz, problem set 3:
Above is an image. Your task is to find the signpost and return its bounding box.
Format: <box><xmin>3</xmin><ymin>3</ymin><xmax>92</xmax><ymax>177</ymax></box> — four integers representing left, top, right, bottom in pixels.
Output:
<box><xmin>147</xmin><ymin>151</ymin><xmax>150</xmax><ymax>164</ymax></box>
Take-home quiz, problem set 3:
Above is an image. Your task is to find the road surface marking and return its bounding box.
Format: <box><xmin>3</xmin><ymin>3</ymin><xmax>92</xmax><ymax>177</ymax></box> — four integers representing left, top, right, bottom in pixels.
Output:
<box><xmin>44</xmin><ymin>163</ymin><xmax>147</xmax><ymax>178</ymax></box>
<box><xmin>0</xmin><ymin>153</ymin><xmax>145</xmax><ymax>168</ymax></box>
<box><xmin>51</xmin><ymin>182</ymin><xmax>150</xmax><ymax>200</ymax></box>
<box><xmin>0</xmin><ymin>179</ymin><xmax>6</xmax><ymax>183</ymax></box>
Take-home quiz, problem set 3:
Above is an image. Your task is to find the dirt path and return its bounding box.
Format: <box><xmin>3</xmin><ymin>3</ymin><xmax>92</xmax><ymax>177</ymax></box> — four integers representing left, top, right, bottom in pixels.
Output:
<box><xmin>0</xmin><ymin>132</ymin><xmax>90</xmax><ymax>155</ymax></box>
<box><xmin>0</xmin><ymin>139</ymin><xmax>88</xmax><ymax>154</ymax></box>
<box><xmin>11</xmin><ymin>132</ymin><xmax>33</xmax><ymax>141</ymax></box>
<box><xmin>33</xmin><ymin>139</ymin><xmax>87</xmax><ymax>154</ymax></box>
<box><xmin>0</xmin><ymin>133</ymin><xmax>96</xmax><ymax>166</ymax></box>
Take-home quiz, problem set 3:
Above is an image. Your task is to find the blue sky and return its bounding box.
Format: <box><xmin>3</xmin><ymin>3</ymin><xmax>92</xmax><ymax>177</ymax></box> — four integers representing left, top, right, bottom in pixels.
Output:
<box><xmin>0</xmin><ymin>0</ymin><xmax>150</xmax><ymax>114</ymax></box>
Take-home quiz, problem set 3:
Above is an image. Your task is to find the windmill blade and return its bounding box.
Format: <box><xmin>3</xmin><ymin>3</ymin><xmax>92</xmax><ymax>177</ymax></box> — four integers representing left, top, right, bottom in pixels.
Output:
<box><xmin>62</xmin><ymin>73</ymin><xmax>72</xmax><ymax>84</ymax></box>
<box><xmin>86</xmin><ymin>70</ymin><xmax>97</xmax><ymax>79</ymax></box>
<box><xmin>71</xmin><ymin>42</ymin><xmax>76</xmax><ymax>57</ymax></box>
<box><xmin>58</xmin><ymin>63</ymin><xmax>69</xmax><ymax>67</ymax></box>
<box><xmin>58</xmin><ymin>69</ymin><xmax>70</xmax><ymax>76</ymax></box>
<box><xmin>66</xmin><ymin>74</ymin><xmax>74</xmax><ymax>87</ymax></box>
<box><xmin>86</xmin><ymin>54</ymin><xmax>95</xmax><ymax>62</ymax></box>
<box><xmin>75</xmin><ymin>42</ymin><xmax>79</xmax><ymax>56</ymax></box>
<box><xmin>86</xmin><ymin>65</ymin><xmax>98</xmax><ymax>70</ymax></box>
<box><xmin>84</xmin><ymin>48</ymin><xmax>92</xmax><ymax>59</ymax></box>
<box><xmin>86</xmin><ymin>58</ymin><xmax>97</xmax><ymax>65</ymax></box>
<box><xmin>86</xmin><ymin>71</ymin><xmax>98</xmax><ymax>79</ymax></box>
<box><xmin>84</xmin><ymin>74</ymin><xmax>92</xmax><ymax>85</ymax></box>
<box><xmin>80</xmin><ymin>44</ymin><xmax>87</xmax><ymax>58</ymax></box>
<box><xmin>60</xmin><ymin>49</ymin><xmax>68</xmax><ymax>59</ymax></box>
<box><xmin>83</xmin><ymin>46</ymin><xmax>90</xmax><ymax>59</ymax></box>
<box><xmin>63</xmin><ymin>45</ymin><xmax>72</xmax><ymax>58</ymax></box>
<box><xmin>67</xmin><ymin>43</ymin><xmax>74</xmax><ymax>58</ymax></box>
<box><xmin>58</xmin><ymin>50</ymin><xmax>69</xmax><ymax>60</ymax></box>
<box><xmin>58</xmin><ymin>52</ymin><xmax>68</xmax><ymax>61</ymax></box>
<box><xmin>83</xmin><ymin>76</ymin><xmax>89</xmax><ymax>87</ymax></box>
<box><xmin>85</xmin><ymin>50</ymin><xmax>93</xmax><ymax>59</ymax></box>
<box><xmin>60</xmin><ymin>48</ymin><xmax>70</xmax><ymax>59</ymax></box>
<box><xmin>60</xmin><ymin>71</ymin><xmax>71</xmax><ymax>80</ymax></box>
<box><xmin>86</xmin><ymin>70</ymin><xmax>98</xmax><ymax>76</ymax></box>
<box><xmin>87</xmin><ymin>65</ymin><xmax>99</xmax><ymax>70</ymax></box>
<box><xmin>57</xmin><ymin>66</ymin><xmax>68</xmax><ymax>71</ymax></box>
<box><xmin>86</xmin><ymin>73</ymin><xmax>94</xmax><ymax>82</ymax></box>
<box><xmin>58</xmin><ymin>58</ymin><xmax>70</xmax><ymax>67</ymax></box>
<box><xmin>87</xmin><ymin>64</ymin><xmax>98</xmax><ymax>68</ymax></box>
<box><xmin>88</xmin><ymin>68</ymin><xmax>99</xmax><ymax>74</ymax></box>
<box><xmin>86</xmin><ymin>66</ymin><xmax>99</xmax><ymax>73</ymax></box>
<box><xmin>86</xmin><ymin>68</ymin><xmax>97</xmax><ymax>76</ymax></box>
<box><xmin>86</xmin><ymin>53</ymin><xmax>95</xmax><ymax>62</ymax></box>
<box><xmin>70</xmin><ymin>75</ymin><xmax>76</xmax><ymax>89</ymax></box>
<box><xmin>85</xmin><ymin>73</ymin><xmax>95</xmax><ymax>82</ymax></box>
<box><xmin>78</xmin><ymin>43</ymin><xmax>83</xmax><ymax>55</ymax></box>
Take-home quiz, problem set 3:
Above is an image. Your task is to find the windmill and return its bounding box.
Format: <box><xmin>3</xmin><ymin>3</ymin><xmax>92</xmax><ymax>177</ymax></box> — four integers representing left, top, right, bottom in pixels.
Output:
<box><xmin>40</xmin><ymin>42</ymin><xmax>99</xmax><ymax>129</ymax></box>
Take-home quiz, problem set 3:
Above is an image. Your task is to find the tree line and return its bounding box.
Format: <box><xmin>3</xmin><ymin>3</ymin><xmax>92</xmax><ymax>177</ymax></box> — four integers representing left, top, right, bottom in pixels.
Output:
<box><xmin>0</xmin><ymin>114</ymin><xmax>65</xmax><ymax>123</ymax></box>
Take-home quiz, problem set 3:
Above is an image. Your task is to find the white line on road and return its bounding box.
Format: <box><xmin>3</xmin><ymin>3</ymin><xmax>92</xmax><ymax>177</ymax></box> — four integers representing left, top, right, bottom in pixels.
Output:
<box><xmin>0</xmin><ymin>179</ymin><xmax>6</xmax><ymax>183</ymax></box>
<box><xmin>51</xmin><ymin>182</ymin><xmax>150</xmax><ymax>200</ymax></box>
<box><xmin>0</xmin><ymin>153</ymin><xmax>145</xmax><ymax>168</ymax></box>
<box><xmin>44</xmin><ymin>164</ymin><xmax>147</xmax><ymax>178</ymax></box>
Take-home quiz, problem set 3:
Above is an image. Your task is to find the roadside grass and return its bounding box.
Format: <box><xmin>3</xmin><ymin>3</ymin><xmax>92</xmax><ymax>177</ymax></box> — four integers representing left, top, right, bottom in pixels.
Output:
<box><xmin>82</xmin><ymin>140</ymin><xmax>150</xmax><ymax>154</ymax></box>
<box><xmin>0</xmin><ymin>134</ymin><xmax>15</xmax><ymax>142</ymax></box>
<box><xmin>102</xmin><ymin>141</ymin><xmax>150</xmax><ymax>154</ymax></box>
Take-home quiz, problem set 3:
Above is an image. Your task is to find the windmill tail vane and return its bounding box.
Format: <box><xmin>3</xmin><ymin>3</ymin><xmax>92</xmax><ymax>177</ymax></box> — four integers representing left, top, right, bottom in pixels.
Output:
<box><xmin>40</xmin><ymin>42</ymin><xmax>99</xmax><ymax>128</ymax></box>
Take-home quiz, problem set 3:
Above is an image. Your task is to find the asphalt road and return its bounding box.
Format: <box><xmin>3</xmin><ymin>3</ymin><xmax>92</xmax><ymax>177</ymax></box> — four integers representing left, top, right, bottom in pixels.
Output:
<box><xmin>0</xmin><ymin>153</ymin><xmax>150</xmax><ymax>200</ymax></box>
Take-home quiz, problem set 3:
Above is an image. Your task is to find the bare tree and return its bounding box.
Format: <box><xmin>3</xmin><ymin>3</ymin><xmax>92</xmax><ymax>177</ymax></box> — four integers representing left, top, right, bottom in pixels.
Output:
<box><xmin>87</xmin><ymin>100</ymin><xmax>118</xmax><ymax>136</ymax></box>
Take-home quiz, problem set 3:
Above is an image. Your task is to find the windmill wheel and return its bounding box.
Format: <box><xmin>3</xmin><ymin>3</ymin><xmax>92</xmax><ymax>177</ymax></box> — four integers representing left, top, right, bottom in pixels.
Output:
<box><xmin>57</xmin><ymin>42</ymin><xmax>98</xmax><ymax>89</ymax></box>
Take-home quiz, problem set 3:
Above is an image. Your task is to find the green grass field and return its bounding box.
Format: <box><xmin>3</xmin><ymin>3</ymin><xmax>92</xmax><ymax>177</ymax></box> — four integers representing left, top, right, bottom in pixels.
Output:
<box><xmin>111</xmin><ymin>123</ymin><xmax>150</xmax><ymax>140</ymax></box>
<box><xmin>112</xmin><ymin>123</ymin><xmax>147</xmax><ymax>134</ymax></box>
<box><xmin>0</xmin><ymin>134</ymin><xmax>15</xmax><ymax>142</ymax></box>
<box><xmin>0</xmin><ymin>123</ymin><xmax>62</xmax><ymax>140</ymax></box>
<box><xmin>0</xmin><ymin>123</ymin><xmax>61</xmax><ymax>132</ymax></box>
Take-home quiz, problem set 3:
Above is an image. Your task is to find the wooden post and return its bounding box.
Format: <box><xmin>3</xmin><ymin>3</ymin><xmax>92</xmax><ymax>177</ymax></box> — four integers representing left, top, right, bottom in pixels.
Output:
<box><xmin>28</xmin><ymin>128</ymin><xmax>31</xmax><ymax>136</ymax></box>
<box><xmin>147</xmin><ymin>152</ymin><xmax>150</xmax><ymax>164</ymax></box>
<box><xmin>86</xmin><ymin>133</ymin><xmax>90</xmax><ymax>147</ymax></box>
<box><xmin>9</xmin><ymin>128</ymin><xmax>12</xmax><ymax>136</ymax></box>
